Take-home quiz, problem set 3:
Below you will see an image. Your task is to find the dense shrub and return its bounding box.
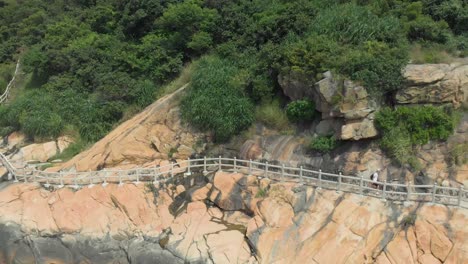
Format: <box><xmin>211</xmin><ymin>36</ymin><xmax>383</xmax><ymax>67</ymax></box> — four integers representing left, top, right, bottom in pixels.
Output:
<box><xmin>375</xmin><ymin>106</ymin><xmax>454</xmax><ymax>145</ymax></box>
<box><xmin>181</xmin><ymin>56</ymin><xmax>254</xmax><ymax>142</ymax></box>
<box><xmin>286</xmin><ymin>100</ymin><xmax>316</xmax><ymax>123</ymax></box>
<box><xmin>407</xmin><ymin>16</ymin><xmax>451</xmax><ymax>43</ymax></box>
<box><xmin>375</xmin><ymin>106</ymin><xmax>455</xmax><ymax>165</ymax></box>
<box><xmin>309</xmin><ymin>135</ymin><xmax>338</xmax><ymax>153</ymax></box>
<box><xmin>0</xmin><ymin>0</ymin><xmax>464</xmax><ymax>145</ymax></box>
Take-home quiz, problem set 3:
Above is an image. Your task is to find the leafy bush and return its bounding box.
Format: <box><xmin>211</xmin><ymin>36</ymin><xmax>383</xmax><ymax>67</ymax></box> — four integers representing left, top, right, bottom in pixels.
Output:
<box><xmin>375</xmin><ymin>106</ymin><xmax>455</xmax><ymax>165</ymax></box>
<box><xmin>376</xmin><ymin>106</ymin><xmax>454</xmax><ymax>145</ymax></box>
<box><xmin>286</xmin><ymin>100</ymin><xmax>316</xmax><ymax>123</ymax></box>
<box><xmin>309</xmin><ymin>135</ymin><xmax>338</xmax><ymax>153</ymax></box>
<box><xmin>181</xmin><ymin>56</ymin><xmax>254</xmax><ymax>142</ymax></box>
<box><xmin>407</xmin><ymin>16</ymin><xmax>451</xmax><ymax>43</ymax></box>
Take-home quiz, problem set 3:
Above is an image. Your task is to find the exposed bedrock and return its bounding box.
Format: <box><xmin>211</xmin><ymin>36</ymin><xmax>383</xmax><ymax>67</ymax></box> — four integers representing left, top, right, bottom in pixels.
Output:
<box><xmin>0</xmin><ymin>171</ymin><xmax>467</xmax><ymax>264</ymax></box>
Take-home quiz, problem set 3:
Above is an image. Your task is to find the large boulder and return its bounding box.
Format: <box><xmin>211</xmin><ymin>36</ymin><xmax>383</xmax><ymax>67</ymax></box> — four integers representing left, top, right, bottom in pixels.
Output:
<box><xmin>340</xmin><ymin>115</ymin><xmax>378</xmax><ymax>140</ymax></box>
<box><xmin>279</xmin><ymin>71</ymin><xmax>379</xmax><ymax>140</ymax></box>
<box><xmin>312</xmin><ymin>72</ymin><xmax>376</xmax><ymax>120</ymax></box>
<box><xmin>396</xmin><ymin>63</ymin><xmax>468</xmax><ymax>107</ymax></box>
<box><xmin>277</xmin><ymin>71</ymin><xmax>315</xmax><ymax>101</ymax></box>
<box><xmin>8</xmin><ymin>136</ymin><xmax>73</xmax><ymax>163</ymax></box>
<box><xmin>5</xmin><ymin>132</ymin><xmax>26</xmax><ymax>149</ymax></box>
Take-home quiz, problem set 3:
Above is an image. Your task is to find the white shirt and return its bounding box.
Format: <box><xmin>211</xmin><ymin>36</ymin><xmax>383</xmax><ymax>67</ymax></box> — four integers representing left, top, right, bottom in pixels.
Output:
<box><xmin>372</xmin><ymin>172</ymin><xmax>379</xmax><ymax>182</ymax></box>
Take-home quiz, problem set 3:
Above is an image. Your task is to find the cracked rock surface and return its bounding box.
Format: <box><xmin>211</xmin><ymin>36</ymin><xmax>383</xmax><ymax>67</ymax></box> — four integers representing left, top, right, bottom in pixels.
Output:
<box><xmin>0</xmin><ymin>171</ymin><xmax>467</xmax><ymax>264</ymax></box>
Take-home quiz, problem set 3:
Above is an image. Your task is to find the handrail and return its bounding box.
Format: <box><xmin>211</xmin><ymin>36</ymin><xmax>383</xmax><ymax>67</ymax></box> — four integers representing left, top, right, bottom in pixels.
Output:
<box><xmin>0</xmin><ymin>155</ymin><xmax>466</xmax><ymax>208</ymax></box>
<box><xmin>0</xmin><ymin>59</ymin><xmax>20</xmax><ymax>104</ymax></box>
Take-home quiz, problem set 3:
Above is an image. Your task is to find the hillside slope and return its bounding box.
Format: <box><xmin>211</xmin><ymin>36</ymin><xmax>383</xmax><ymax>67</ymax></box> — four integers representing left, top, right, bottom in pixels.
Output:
<box><xmin>59</xmin><ymin>85</ymin><xmax>206</xmax><ymax>172</ymax></box>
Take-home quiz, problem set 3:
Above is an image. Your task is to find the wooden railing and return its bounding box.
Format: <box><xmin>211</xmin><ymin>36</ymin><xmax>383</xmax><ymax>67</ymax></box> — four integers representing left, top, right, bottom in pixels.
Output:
<box><xmin>1</xmin><ymin>154</ymin><xmax>466</xmax><ymax>208</ymax></box>
<box><xmin>0</xmin><ymin>60</ymin><xmax>20</xmax><ymax>104</ymax></box>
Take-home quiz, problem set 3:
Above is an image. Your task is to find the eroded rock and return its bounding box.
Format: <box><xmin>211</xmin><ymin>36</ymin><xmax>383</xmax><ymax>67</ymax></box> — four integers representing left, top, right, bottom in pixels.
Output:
<box><xmin>397</xmin><ymin>63</ymin><xmax>468</xmax><ymax>107</ymax></box>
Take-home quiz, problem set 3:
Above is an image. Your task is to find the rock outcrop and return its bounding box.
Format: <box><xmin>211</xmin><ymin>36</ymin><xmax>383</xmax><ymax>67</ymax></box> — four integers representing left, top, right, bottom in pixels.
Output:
<box><xmin>1</xmin><ymin>134</ymin><xmax>73</xmax><ymax>165</ymax></box>
<box><xmin>397</xmin><ymin>63</ymin><xmax>468</xmax><ymax>107</ymax></box>
<box><xmin>58</xmin><ymin>85</ymin><xmax>207</xmax><ymax>172</ymax></box>
<box><xmin>0</xmin><ymin>171</ymin><xmax>466</xmax><ymax>264</ymax></box>
<box><xmin>279</xmin><ymin>71</ymin><xmax>378</xmax><ymax>140</ymax></box>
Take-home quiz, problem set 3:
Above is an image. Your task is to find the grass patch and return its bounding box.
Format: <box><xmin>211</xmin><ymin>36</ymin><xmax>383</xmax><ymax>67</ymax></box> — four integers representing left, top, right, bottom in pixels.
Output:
<box><xmin>255</xmin><ymin>100</ymin><xmax>290</xmax><ymax>131</ymax></box>
<box><xmin>48</xmin><ymin>139</ymin><xmax>90</xmax><ymax>162</ymax></box>
<box><xmin>450</xmin><ymin>142</ymin><xmax>468</xmax><ymax>166</ymax></box>
<box><xmin>401</xmin><ymin>214</ymin><xmax>416</xmax><ymax>229</ymax></box>
<box><xmin>155</xmin><ymin>62</ymin><xmax>194</xmax><ymax>98</ymax></box>
<box><xmin>255</xmin><ymin>187</ymin><xmax>268</xmax><ymax>198</ymax></box>
<box><xmin>410</xmin><ymin>44</ymin><xmax>455</xmax><ymax>64</ymax></box>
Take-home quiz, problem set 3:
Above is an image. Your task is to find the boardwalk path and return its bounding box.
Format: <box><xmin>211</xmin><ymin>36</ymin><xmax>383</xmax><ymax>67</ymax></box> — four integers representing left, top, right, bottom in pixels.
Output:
<box><xmin>1</xmin><ymin>154</ymin><xmax>467</xmax><ymax>208</ymax></box>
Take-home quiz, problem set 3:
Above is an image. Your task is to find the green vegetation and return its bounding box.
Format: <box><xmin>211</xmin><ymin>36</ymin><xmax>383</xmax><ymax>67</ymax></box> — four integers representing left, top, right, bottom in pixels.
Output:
<box><xmin>401</xmin><ymin>214</ymin><xmax>417</xmax><ymax>229</ymax></box>
<box><xmin>309</xmin><ymin>135</ymin><xmax>339</xmax><ymax>153</ymax></box>
<box><xmin>49</xmin><ymin>140</ymin><xmax>90</xmax><ymax>162</ymax></box>
<box><xmin>375</xmin><ymin>106</ymin><xmax>455</xmax><ymax>165</ymax></box>
<box><xmin>255</xmin><ymin>100</ymin><xmax>290</xmax><ymax>131</ymax></box>
<box><xmin>0</xmin><ymin>0</ymin><xmax>465</xmax><ymax>145</ymax></box>
<box><xmin>286</xmin><ymin>100</ymin><xmax>316</xmax><ymax>123</ymax></box>
<box><xmin>181</xmin><ymin>56</ymin><xmax>254</xmax><ymax>142</ymax></box>
<box><xmin>255</xmin><ymin>187</ymin><xmax>268</xmax><ymax>198</ymax></box>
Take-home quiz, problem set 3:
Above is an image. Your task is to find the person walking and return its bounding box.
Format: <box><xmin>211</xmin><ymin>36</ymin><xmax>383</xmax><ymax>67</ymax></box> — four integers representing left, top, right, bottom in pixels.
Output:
<box><xmin>371</xmin><ymin>169</ymin><xmax>380</xmax><ymax>189</ymax></box>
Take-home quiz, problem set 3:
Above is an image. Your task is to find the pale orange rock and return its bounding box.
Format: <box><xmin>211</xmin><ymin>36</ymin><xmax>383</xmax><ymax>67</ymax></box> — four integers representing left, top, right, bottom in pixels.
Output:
<box><xmin>190</xmin><ymin>184</ymin><xmax>211</xmax><ymax>201</ymax></box>
<box><xmin>6</xmin><ymin>132</ymin><xmax>26</xmax><ymax>149</ymax></box>
<box><xmin>385</xmin><ymin>230</ymin><xmax>415</xmax><ymax>264</ymax></box>
<box><xmin>419</xmin><ymin>254</ymin><xmax>442</xmax><ymax>264</ymax></box>
<box><xmin>206</xmin><ymin>230</ymin><xmax>252</xmax><ymax>263</ymax></box>
<box><xmin>257</xmin><ymin>198</ymin><xmax>293</xmax><ymax>228</ymax></box>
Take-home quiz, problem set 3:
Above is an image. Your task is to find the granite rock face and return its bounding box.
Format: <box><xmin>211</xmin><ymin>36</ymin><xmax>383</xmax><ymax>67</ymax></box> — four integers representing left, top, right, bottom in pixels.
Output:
<box><xmin>279</xmin><ymin>71</ymin><xmax>378</xmax><ymax>140</ymax></box>
<box><xmin>0</xmin><ymin>171</ymin><xmax>466</xmax><ymax>264</ymax></box>
<box><xmin>397</xmin><ymin>63</ymin><xmax>468</xmax><ymax>107</ymax></box>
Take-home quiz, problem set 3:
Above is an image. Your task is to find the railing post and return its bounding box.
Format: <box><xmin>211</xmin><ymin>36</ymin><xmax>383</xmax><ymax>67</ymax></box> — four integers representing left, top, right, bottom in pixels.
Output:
<box><xmin>218</xmin><ymin>156</ymin><xmax>222</xmax><ymax>172</ymax></box>
<box><xmin>170</xmin><ymin>162</ymin><xmax>174</xmax><ymax>178</ymax></box>
<box><xmin>135</xmin><ymin>169</ymin><xmax>141</xmax><ymax>184</ymax></box>
<box><xmin>102</xmin><ymin>169</ymin><xmax>108</xmax><ymax>187</ymax></box>
<box><xmin>44</xmin><ymin>173</ymin><xmax>50</xmax><ymax>188</ymax></box>
<box><xmin>249</xmin><ymin>159</ymin><xmax>252</xmax><ymax>175</ymax></box>
<box><xmin>24</xmin><ymin>170</ymin><xmax>28</xmax><ymax>183</ymax></box>
<box><xmin>233</xmin><ymin>157</ymin><xmax>237</xmax><ymax>173</ymax></box>
<box><xmin>281</xmin><ymin>164</ymin><xmax>285</xmax><ymax>182</ymax></box>
<box><xmin>264</xmin><ymin>162</ymin><xmax>269</xmax><ymax>178</ymax></box>
<box><xmin>359</xmin><ymin>175</ymin><xmax>364</xmax><ymax>196</ymax></box>
<box><xmin>203</xmin><ymin>156</ymin><xmax>208</xmax><ymax>174</ymax></box>
<box><xmin>432</xmin><ymin>183</ymin><xmax>437</xmax><ymax>203</ymax></box>
<box><xmin>382</xmin><ymin>180</ymin><xmax>387</xmax><ymax>200</ymax></box>
<box><xmin>300</xmin><ymin>166</ymin><xmax>303</xmax><ymax>184</ymax></box>
<box><xmin>73</xmin><ymin>173</ymin><xmax>79</xmax><ymax>189</ymax></box>
<box><xmin>185</xmin><ymin>158</ymin><xmax>191</xmax><ymax>176</ymax></box>
<box><xmin>406</xmin><ymin>181</ymin><xmax>411</xmax><ymax>202</ymax></box>
<box><xmin>153</xmin><ymin>167</ymin><xmax>158</xmax><ymax>184</ymax></box>
<box><xmin>457</xmin><ymin>186</ymin><xmax>463</xmax><ymax>207</ymax></box>
<box><xmin>88</xmin><ymin>172</ymin><xmax>95</xmax><ymax>188</ymax></box>
<box><xmin>58</xmin><ymin>171</ymin><xmax>64</xmax><ymax>188</ymax></box>
<box><xmin>337</xmin><ymin>172</ymin><xmax>342</xmax><ymax>192</ymax></box>
<box><xmin>13</xmin><ymin>171</ymin><xmax>18</xmax><ymax>182</ymax></box>
<box><xmin>119</xmin><ymin>171</ymin><xmax>123</xmax><ymax>186</ymax></box>
<box><xmin>318</xmin><ymin>169</ymin><xmax>322</xmax><ymax>189</ymax></box>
